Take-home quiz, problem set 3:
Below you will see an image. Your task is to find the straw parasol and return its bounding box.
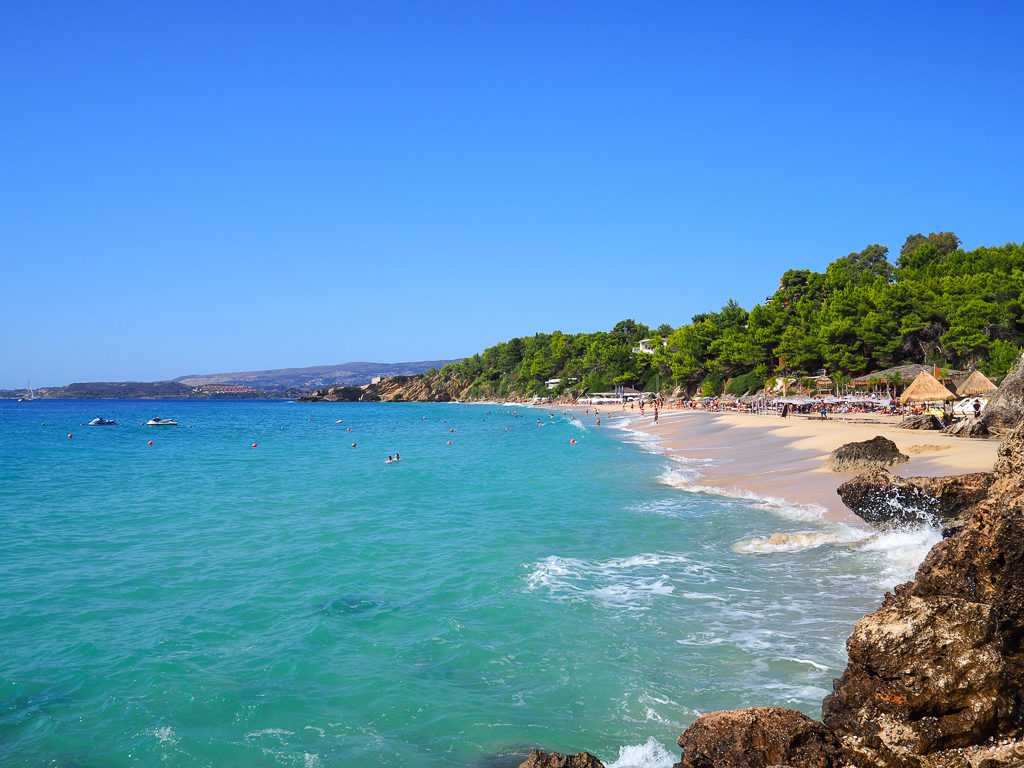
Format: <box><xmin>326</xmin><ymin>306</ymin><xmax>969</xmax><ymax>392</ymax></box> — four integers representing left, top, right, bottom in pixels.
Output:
<box><xmin>956</xmin><ymin>370</ymin><xmax>997</xmax><ymax>396</ymax></box>
<box><xmin>899</xmin><ymin>370</ymin><xmax>955</xmax><ymax>404</ymax></box>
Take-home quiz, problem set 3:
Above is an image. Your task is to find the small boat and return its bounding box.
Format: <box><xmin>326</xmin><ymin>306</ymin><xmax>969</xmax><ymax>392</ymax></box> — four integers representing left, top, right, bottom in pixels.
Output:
<box><xmin>145</xmin><ymin>417</ymin><xmax>178</xmax><ymax>426</ymax></box>
<box><xmin>89</xmin><ymin>418</ymin><xmax>118</xmax><ymax>426</ymax></box>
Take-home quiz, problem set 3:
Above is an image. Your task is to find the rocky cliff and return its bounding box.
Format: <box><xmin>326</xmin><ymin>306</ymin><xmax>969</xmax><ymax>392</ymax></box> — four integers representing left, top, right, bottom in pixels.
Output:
<box><xmin>672</xmin><ymin>423</ymin><xmax>1024</xmax><ymax>768</ymax></box>
<box><xmin>982</xmin><ymin>352</ymin><xmax>1024</xmax><ymax>434</ymax></box>
<box><xmin>297</xmin><ymin>372</ymin><xmax>476</xmax><ymax>403</ymax></box>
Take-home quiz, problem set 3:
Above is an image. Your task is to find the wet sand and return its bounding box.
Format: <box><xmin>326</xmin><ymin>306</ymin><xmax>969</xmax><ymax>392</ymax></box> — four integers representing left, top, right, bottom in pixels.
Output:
<box><xmin>614</xmin><ymin>409</ymin><xmax>1001</xmax><ymax>524</ymax></box>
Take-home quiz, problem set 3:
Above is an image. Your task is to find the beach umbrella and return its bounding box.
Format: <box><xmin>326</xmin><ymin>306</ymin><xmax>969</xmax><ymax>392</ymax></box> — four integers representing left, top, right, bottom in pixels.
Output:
<box><xmin>956</xmin><ymin>370</ymin><xmax>998</xmax><ymax>396</ymax></box>
<box><xmin>899</xmin><ymin>370</ymin><xmax>955</xmax><ymax>404</ymax></box>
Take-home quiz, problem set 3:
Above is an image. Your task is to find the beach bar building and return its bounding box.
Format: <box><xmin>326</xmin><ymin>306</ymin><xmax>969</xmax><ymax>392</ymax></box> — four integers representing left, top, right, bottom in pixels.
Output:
<box><xmin>898</xmin><ymin>370</ymin><xmax>956</xmax><ymax>405</ymax></box>
<box><xmin>955</xmin><ymin>370</ymin><xmax>998</xmax><ymax>397</ymax></box>
<box><xmin>851</xmin><ymin>364</ymin><xmax>965</xmax><ymax>396</ymax></box>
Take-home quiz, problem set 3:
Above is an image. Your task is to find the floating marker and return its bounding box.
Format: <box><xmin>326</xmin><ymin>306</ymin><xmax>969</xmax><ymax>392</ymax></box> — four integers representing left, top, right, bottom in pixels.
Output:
<box><xmin>449</xmin><ymin>428</ymin><xmax>454</xmax><ymax>432</ymax></box>
<box><xmin>570</xmin><ymin>438</ymin><xmax>576</xmax><ymax>444</ymax></box>
<box><xmin>505</xmin><ymin>426</ymin><xmax>509</xmax><ymax>430</ymax></box>
<box><xmin>446</xmin><ymin>440</ymin><xmax>452</xmax><ymax>445</ymax></box>
<box><xmin>147</xmin><ymin>440</ymin><xmax>153</xmax><ymax>446</ymax></box>
<box><xmin>252</xmin><ymin>443</ymin><xmax>258</xmax><ymax>448</ymax></box>
<box><xmin>351</xmin><ymin>443</ymin><xmax>356</xmax><ymax>447</ymax></box>
<box><xmin>67</xmin><ymin>433</ymin><xmax>72</xmax><ymax>438</ymax></box>
<box><xmin>347</xmin><ymin>428</ymin><xmax>351</xmax><ymax>431</ymax></box>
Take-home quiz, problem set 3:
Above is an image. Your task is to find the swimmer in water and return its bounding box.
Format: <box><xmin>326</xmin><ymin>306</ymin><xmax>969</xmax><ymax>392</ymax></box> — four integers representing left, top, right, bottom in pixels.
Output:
<box><xmin>395</xmin><ymin>453</ymin><xmax>400</xmax><ymax>461</ymax></box>
<box><xmin>385</xmin><ymin>455</ymin><xmax>393</xmax><ymax>463</ymax></box>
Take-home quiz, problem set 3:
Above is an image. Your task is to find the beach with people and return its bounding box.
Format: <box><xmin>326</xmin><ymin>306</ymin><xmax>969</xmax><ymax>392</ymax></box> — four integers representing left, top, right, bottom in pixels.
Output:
<box><xmin>616</xmin><ymin>407</ymin><xmax>1000</xmax><ymax>523</ymax></box>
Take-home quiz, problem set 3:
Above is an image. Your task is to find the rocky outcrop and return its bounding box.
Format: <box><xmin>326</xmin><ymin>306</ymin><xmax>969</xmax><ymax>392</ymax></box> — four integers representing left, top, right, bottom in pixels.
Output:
<box><xmin>675</xmin><ymin>707</ymin><xmax>839</xmax><ymax>768</ymax></box>
<box><xmin>943</xmin><ymin>416</ymin><xmax>990</xmax><ymax>438</ymax></box>
<box><xmin>671</xmin><ymin>424</ymin><xmax>1024</xmax><ymax>767</ymax></box>
<box><xmin>296</xmin><ymin>385</ymin><xmax>365</xmax><ymax>402</ymax></box>
<box><xmin>836</xmin><ymin>470</ymin><xmax>995</xmax><ymax>536</ymax></box>
<box><xmin>899</xmin><ymin>413</ymin><xmax>943</xmax><ymax>430</ymax></box>
<box><xmin>823</xmin><ymin>436</ymin><xmax>910</xmax><ymax>473</ymax></box>
<box><xmin>518</xmin><ymin>750</ymin><xmax>604</xmax><ymax>768</ymax></box>
<box><xmin>982</xmin><ymin>353</ymin><xmax>1024</xmax><ymax>433</ymax></box>
<box><xmin>298</xmin><ymin>372</ymin><xmax>475</xmax><ymax>403</ymax></box>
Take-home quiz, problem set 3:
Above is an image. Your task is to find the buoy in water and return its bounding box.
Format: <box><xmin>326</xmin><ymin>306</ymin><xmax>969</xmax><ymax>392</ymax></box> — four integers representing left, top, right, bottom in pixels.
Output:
<box><xmin>505</xmin><ymin>426</ymin><xmax>509</xmax><ymax>430</ymax></box>
<box><xmin>252</xmin><ymin>443</ymin><xmax>258</xmax><ymax>448</ymax></box>
<box><xmin>351</xmin><ymin>443</ymin><xmax>356</xmax><ymax>447</ymax></box>
<box><xmin>67</xmin><ymin>433</ymin><xmax>72</xmax><ymax>438</ymax></box>
<box><xmin>147</xmin><ymin>440</ymin><xmax>153</xmax><ymax>446</ymax></box>
<box><xmin>449</xmin><ymin>428</ymin><xmax>454</xmax><ymax>432</ymax></box>
<box><xmin>347</xmin><ymin>427</ymin><xmax>351</xmax><ymax>431</ymax></box>
<box><xmin>446</xmin><ymin>440</ymin><xmax>451</xmax><ymax>445</ymax></box>
<box><xmin>570</xmin><ymin>438</ymin><xmax>576</xmax><ymax>444</ymax></box>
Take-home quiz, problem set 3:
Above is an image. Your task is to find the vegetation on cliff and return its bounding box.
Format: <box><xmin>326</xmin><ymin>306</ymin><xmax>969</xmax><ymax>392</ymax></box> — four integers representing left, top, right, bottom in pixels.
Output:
<box><xmin>434</xmin><ymin>232</ymin><xmax>1023</xmax><ymax>398</ymax></box>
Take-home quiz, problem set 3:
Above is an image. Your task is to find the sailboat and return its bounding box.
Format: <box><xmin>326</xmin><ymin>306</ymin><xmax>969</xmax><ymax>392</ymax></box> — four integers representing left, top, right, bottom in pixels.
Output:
<box><xmin>18</xmin><ymin>381</ymin><xmax>34</xmax><ymax>402</ymax></box>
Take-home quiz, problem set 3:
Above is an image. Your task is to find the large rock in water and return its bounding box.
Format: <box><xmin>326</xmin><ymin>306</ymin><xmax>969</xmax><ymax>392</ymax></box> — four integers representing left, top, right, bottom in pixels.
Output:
<box><xmin>982</xmin><ymin>352</ymin><xmax>1024</xmax><ymax>433</ymax></box>
<box><xmin>675</xmin><ymin>707</ymin><xmax>839</xmax><ymax>768</ymax></box>
<box><xmin>518</xmin><ymin>750</ymin><xmax>604</xmax><ymax>768</ymax></box>
<box><xmin>836</xmin><ymin>470</ymin><xmax>994</xmax><ymax>535</ymax></box>
<box><xmin>823</xmin><ymin>436</ymin><xmax>909</xmax><ymax>473</ymax></box>
<box><xmin>821</xmin><ymin>423</ymin><xmax>1024</xmax><ymax>767</ymax></box>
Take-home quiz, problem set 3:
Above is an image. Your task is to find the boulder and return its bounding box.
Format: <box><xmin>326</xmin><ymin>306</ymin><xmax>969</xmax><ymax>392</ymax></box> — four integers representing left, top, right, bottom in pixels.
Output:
<box><xmin>822</xmin><ymin>591</ymin><xmax>1009</xmax><ymax>763</ymax></box>
<box><xmin>836</xmin><ymin>470</ymin><xmax>995</xmax><ymax>536</ymax></box>
<box><xmin>675</xmin><ymin>707</ymin><xmax>839</xmax><ymax>768</ymax></box>
<box><xmin>518</xmin><ymin>750</ymin><xmax>604</xmax><ymax>768</ymax></box>
<box><xmin>982</xmin><ymin>352</ymin><xmax>1024</xmax><ymax>433</ymax></box>
<box><xmin>823</xmin><ymin>436</ymin><xmax>910</xmax><ymax>473</ymax></box>
<box><xmin>942</xmin><ymin>416</ymin><xmax>990</xmax><ymax>438</ymax></box>
<box><xmin>898</xmin><ymin>413</ymin><xmax>943</xmax><ymax>430</ymax></box>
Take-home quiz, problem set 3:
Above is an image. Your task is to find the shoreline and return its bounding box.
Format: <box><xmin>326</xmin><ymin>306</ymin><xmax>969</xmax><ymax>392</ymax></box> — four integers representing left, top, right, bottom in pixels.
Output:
<box><xmin>583</xmin><ymin>406</ymin><xmax>1001</xmax><ymax>525</ymax></box>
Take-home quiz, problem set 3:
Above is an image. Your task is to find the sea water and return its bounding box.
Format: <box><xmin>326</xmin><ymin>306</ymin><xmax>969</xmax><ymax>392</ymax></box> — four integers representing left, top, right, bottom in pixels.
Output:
<box><xmin>0</xmin><ymin>400</ymin><xmax>940</xmax><ymax>767</ymax></box>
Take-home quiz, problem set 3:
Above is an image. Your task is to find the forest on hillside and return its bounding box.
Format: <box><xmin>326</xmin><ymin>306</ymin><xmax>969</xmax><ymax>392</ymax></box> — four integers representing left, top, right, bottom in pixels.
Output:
<box><xmin>439</xmin><ymin>232</ymin><xmax>1024</xmax><ymax>399</ymax></box>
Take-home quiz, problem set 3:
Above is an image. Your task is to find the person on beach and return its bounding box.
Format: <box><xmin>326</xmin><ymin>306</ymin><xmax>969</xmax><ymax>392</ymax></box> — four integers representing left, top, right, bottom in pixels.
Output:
<box><xmin>654</xmin><ymin>408</ymin><xmax>659</xmax><ymax>423</ymax></box>
<box><xmin>820</xmin><ymin>405</ymin><xmax>828</xmax><ymax>420</ymax></box>
<box><xmin>974</xmin><ymin>400</ymin><xmax>982</xmax><ymax>419</ymax></box>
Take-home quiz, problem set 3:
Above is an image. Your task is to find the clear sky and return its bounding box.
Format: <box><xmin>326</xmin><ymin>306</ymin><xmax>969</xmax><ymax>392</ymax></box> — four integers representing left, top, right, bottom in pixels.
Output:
<box><xmin>3</xmin><ymin>1</ymin><xmax>1022</xmax><ymax>388</ymax></box>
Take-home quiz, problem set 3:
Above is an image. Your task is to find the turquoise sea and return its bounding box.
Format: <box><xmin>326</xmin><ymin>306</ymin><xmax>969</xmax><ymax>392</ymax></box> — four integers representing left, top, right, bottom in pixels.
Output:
<box><xmin>0</xmin><ymin>400</ymin><xmax>939</xmax><ymax>767</ymax></box>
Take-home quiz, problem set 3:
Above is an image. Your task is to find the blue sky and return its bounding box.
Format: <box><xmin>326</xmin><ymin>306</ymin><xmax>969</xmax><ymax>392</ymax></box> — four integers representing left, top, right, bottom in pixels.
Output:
<box><xmin>3</xmin><ymin>1</ymin><xmax>1022</xmax><ymax>388</ymax></box>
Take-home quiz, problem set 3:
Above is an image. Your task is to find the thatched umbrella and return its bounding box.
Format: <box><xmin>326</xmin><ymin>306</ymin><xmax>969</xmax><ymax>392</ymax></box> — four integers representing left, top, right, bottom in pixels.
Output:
<box><xmin>899</xmin><ymin>370</ymin><xmax>955</xmax><ymax>404</ymax></box>
<box><xmin>956</xmin><ymin>370</ymin><xmax>997</xmax><ymax>396</ymax></box>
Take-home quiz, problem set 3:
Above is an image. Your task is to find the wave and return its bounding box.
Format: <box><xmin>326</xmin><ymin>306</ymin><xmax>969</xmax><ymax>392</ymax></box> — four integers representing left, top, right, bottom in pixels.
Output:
<box><xmin>855</xmin><ymin>523</ymin><xmax>943</xmax><ymax>589</ymax></box>
<box><xmin>524</xmin><ymin>553</ymin><xmax>693</xmax><ymax>611</ymax></box>
<box><xmin>606</xmin><ymin>738</ymin><xmax>676</xmax><ymax>768</ymax></box>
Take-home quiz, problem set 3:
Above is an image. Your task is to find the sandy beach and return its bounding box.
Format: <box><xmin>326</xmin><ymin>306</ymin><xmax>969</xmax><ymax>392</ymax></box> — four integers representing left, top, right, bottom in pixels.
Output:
<box><xmin>607</xmin><ymin>408</ymin><xmax>1001</xmax><ymax>524</ymax></box>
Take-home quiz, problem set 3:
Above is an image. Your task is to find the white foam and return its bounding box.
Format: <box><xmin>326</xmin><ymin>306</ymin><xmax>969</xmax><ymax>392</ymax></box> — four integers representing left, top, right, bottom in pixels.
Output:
<box><xmin>783</xmin><ymin>657</ymin><xmax>830</xmax><ymax>672</ymax></box>
<box><xmin>524</xmin><ymin>554</ymin><xmax>690</xmax><ymax>611</ymax></box>
<box><xmin>856</xmin><ymin>523</ymin><xmax>944</xmax><ymax>590</ymax></box>
<box><xmin>148</xmin><ymin>726</ymin><xmax>178</xmax><ymax>745</ymax></box>
<box><xmin>606</xmin><ymin>738</ymin><xmax>676</xmax><ymax>768</ymax></box>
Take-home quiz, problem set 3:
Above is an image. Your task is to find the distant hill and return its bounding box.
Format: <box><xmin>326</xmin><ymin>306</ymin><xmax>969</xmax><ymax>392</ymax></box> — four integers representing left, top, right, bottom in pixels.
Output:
<box><xmin>174</xmin><ymin>360</ymin><xmax>462</xmax><ymax>390</ymax></box>
<box><xmin>49</xmin><ymin>381</ymin><xmax>196</xmax><ymax>399</ymax></box>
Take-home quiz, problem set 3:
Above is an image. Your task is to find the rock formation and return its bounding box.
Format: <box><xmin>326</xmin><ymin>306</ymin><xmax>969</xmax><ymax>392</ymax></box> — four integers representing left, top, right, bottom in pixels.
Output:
<box><xmin>675</xmin><ymin>707</ymin><xmax>839</xmax><ymax>768</ymax></box>
<box><xmin>518</xmin><ymin>750</ymin><xmax>605</xmax><ymax>768</ymax></box>
<box><xmin>899</xmin><ymin>413</ymin><xmax>943</xmax><ymax>430</ymax></box>
<box><xmin>943</xmin><ymin>415</ymin><xmax>991</xmax><ymax>438</ymax></box>
<box><xmin>981</xmin><ymin>352</ymin><xmax>1024</xmax><ymax>434</ymax></box>
<box><xmin>836</xmin><ymin>470</ymin><xmax>994</xmax><ymax>536</ymax></box>
<box><xmin>672</xmin><ymin>423</ymin><xmax>1024</xmax><ymax>767</ymax></box>
<box><xmin>298</xmin><ymin>371</ymin><xmax>475</xmax><ymax>403</ymax></box>
<box><xmin>823</xmin><ymin>436</ymin><xmax>910</xmax><ymax>473</ymax></box>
